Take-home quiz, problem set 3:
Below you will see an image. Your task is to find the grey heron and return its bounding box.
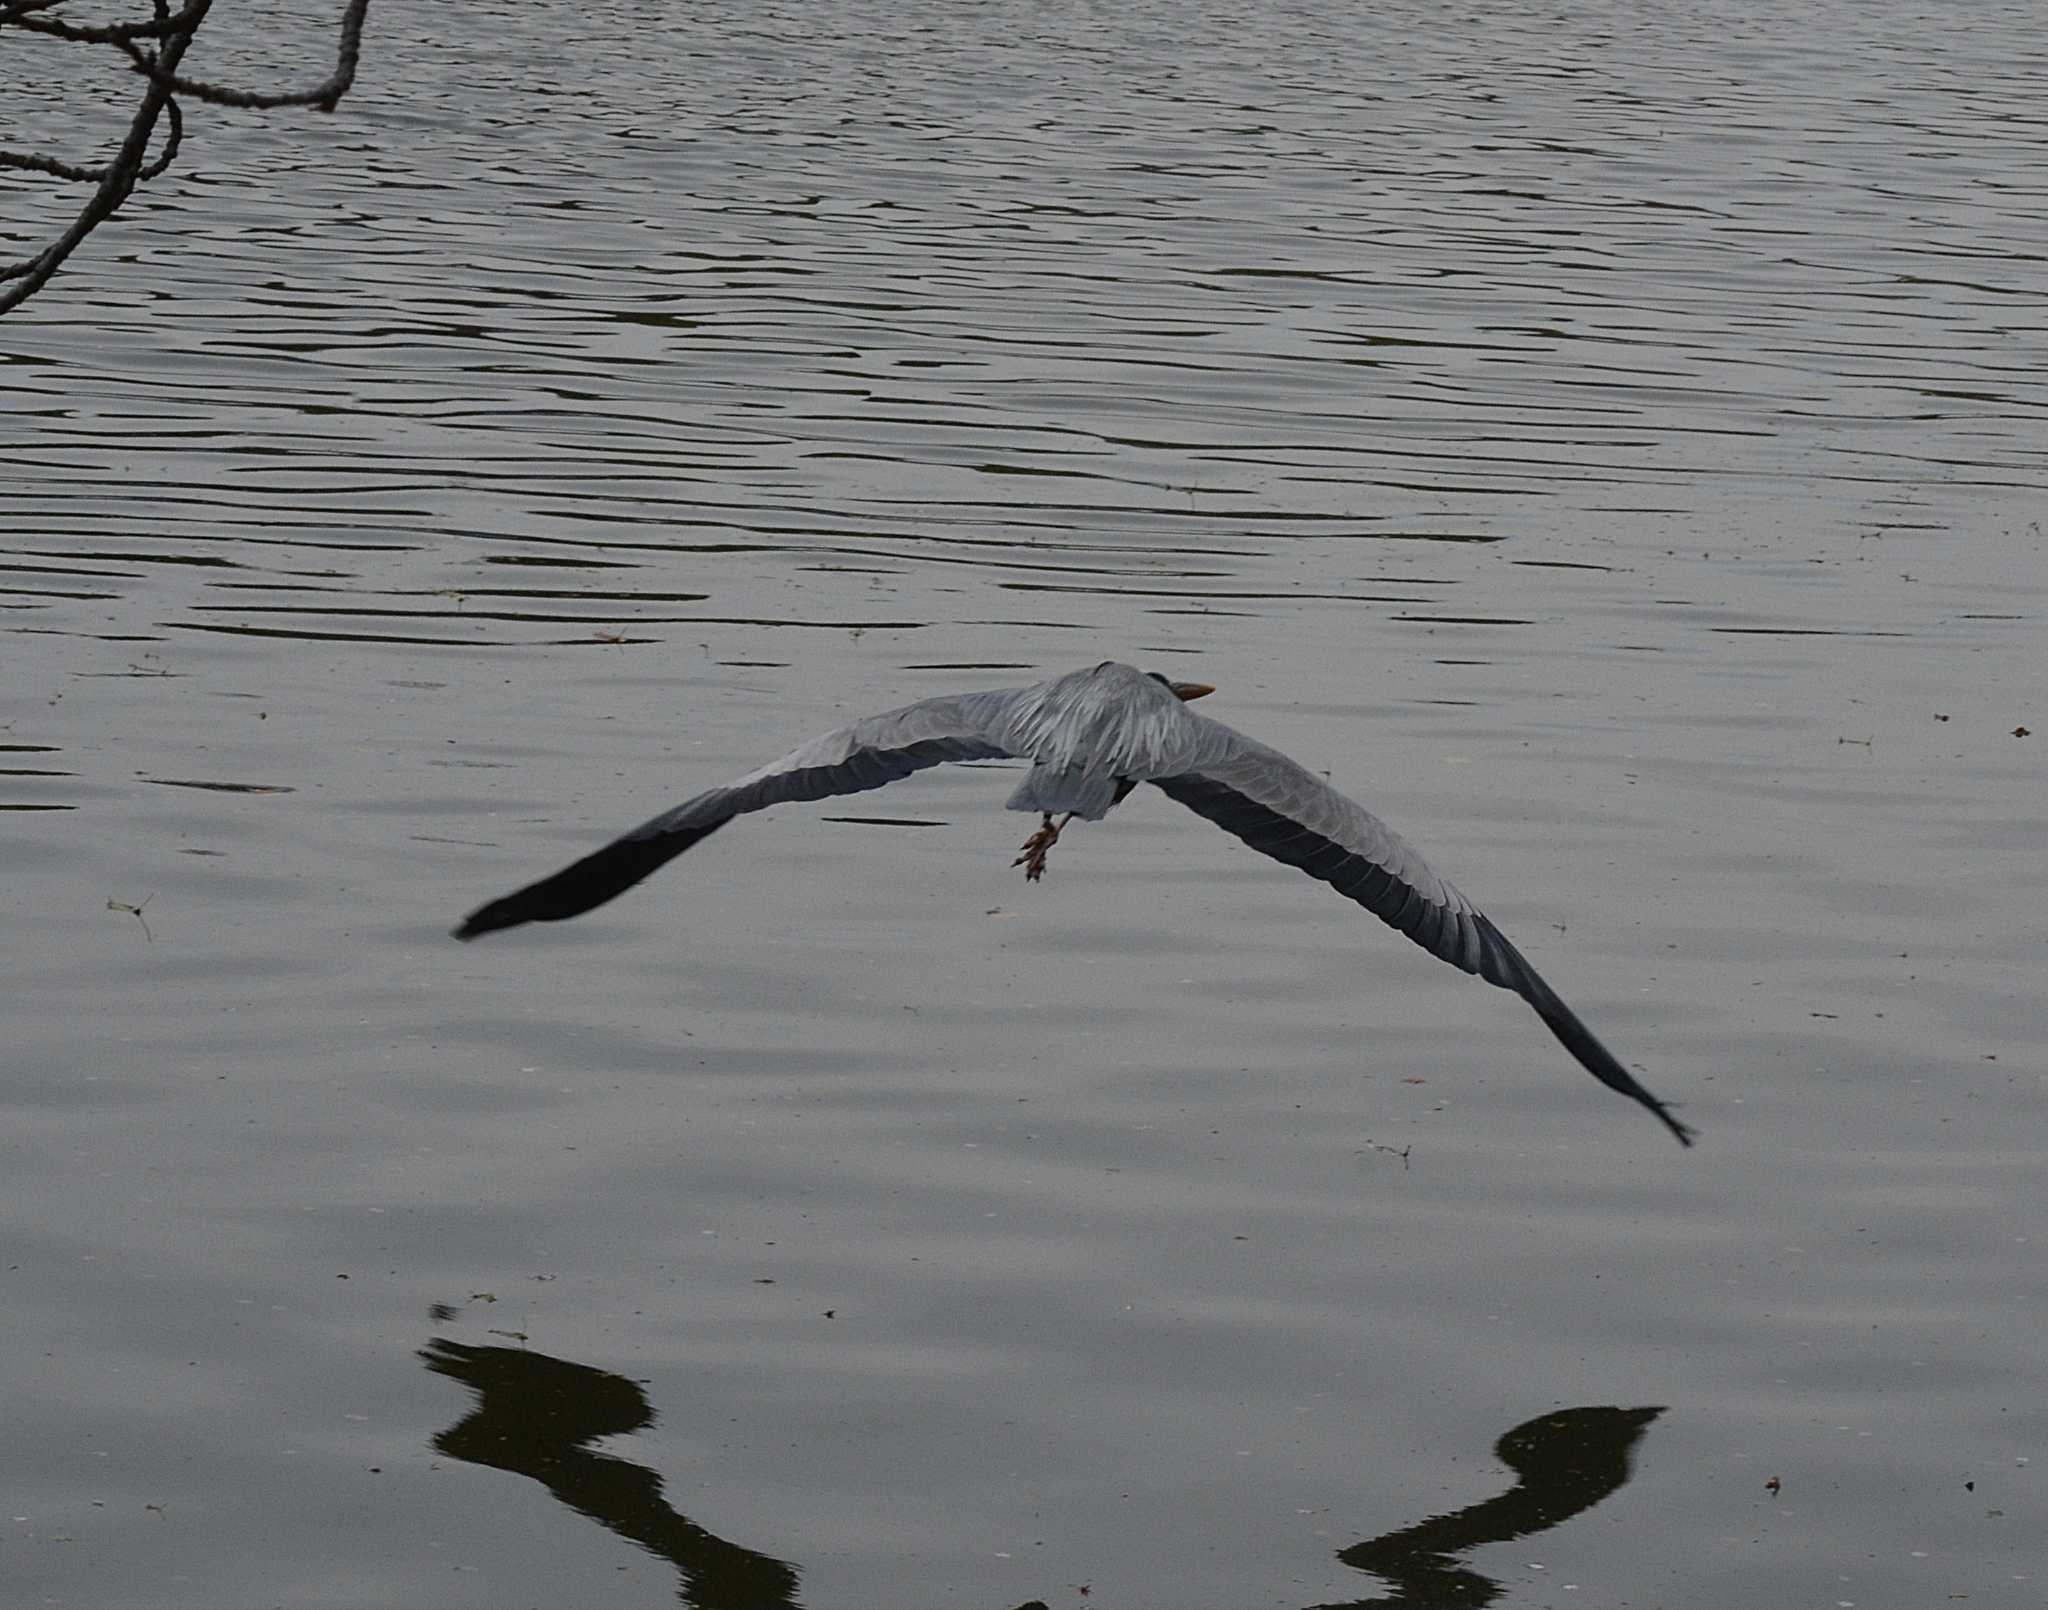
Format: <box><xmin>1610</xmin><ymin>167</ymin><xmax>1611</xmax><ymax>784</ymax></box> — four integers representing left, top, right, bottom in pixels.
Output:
<box><xmin>455</xmin><ymin>661</ymin><xmax>1693</xmax><ymax>1145</ymax></box>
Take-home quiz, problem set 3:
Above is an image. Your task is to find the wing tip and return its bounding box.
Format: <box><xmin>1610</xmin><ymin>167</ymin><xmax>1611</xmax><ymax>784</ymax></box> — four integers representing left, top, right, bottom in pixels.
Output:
<box><xmin>450</xmin><ymin>821</ymin><xmax>723</xmax><ymax>943</ymax></box>
<box><xmin>452</xmin><ymin>900</ymin><xmax>522</xmax><ymax>941</ymax></box>
<box><xmin>1470</xmin><ymin>913</ymin><xmax>1695</xmax><ymax>1147</ymax></box>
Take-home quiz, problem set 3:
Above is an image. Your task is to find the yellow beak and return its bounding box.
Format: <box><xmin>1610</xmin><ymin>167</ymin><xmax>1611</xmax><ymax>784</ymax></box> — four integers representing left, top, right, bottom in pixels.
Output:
<box><xmin>1169</xmin><ymin>681</ymin><xmax>1216</xmax><ymax>702</ymax></box>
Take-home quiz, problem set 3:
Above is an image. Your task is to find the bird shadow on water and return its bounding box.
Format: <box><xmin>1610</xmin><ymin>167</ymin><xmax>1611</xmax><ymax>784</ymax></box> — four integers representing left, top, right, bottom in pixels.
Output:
<box><xmin>421</xmin><ymin>1338</ymin><xmax>1663</xmax><ymax>1610</ymax></box>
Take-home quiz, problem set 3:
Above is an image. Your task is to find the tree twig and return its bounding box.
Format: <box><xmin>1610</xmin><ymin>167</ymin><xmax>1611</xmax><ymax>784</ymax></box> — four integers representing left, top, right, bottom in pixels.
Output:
<box><xmin>120</xmin><ymin>0</ymin><xmax>368</xmax><ymax>112</ymax></box>
<box><xmin>0</xmin><ymin>0</ymin><xmax>369</xmax><ymax>313</ymax></box>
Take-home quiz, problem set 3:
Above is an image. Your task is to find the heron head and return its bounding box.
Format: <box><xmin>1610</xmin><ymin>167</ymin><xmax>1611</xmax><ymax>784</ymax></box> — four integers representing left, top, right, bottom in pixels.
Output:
<box><xmin>1146</xmin><ymin>670</ymin><xmax>1215</xmax><ymax>702</ymax></box>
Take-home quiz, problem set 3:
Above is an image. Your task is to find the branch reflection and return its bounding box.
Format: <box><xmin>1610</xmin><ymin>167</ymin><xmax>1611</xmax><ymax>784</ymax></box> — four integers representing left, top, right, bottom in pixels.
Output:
<box><xmin>422</xmin><ymin>1339</ymin><xmax>1660</xmax><ymax>1610</ymax></box>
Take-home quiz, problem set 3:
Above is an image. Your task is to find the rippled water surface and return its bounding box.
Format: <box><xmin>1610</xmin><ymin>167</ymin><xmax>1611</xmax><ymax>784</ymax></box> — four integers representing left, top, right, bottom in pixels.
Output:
<box><xmin>4</xmin><ymin>2</ymin><xmax>2044</xmax><ymax>1605</ymax></box>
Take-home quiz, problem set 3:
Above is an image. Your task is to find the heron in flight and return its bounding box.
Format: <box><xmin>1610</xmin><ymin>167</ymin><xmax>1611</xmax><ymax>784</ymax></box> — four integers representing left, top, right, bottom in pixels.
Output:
<box><xmin>455</xmin><ymin>661</ymin><xmax>1693</xmax><ymax>1145</ymax></box>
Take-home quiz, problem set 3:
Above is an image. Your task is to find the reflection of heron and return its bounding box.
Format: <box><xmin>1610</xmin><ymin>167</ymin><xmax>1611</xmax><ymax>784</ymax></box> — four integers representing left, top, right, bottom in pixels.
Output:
<box><xmin>455</xmin><ymin>660</ymin><xmax>1691</xmax><ymax>1144</ymax></box>
<box><xmin>1323</xmin><ymin>1406</ymin><xmax>1664</xmax><ymax>1609</ymax></box>
<box><xmin>423</xmin><ymin>1338</ymin><xmax>1664</xmax><ymax>1610</ymax></box>
<box><xmin>421</xmin><ymin>1340</ymin><xmax>799</xmax><ymax>1610</ymax></box>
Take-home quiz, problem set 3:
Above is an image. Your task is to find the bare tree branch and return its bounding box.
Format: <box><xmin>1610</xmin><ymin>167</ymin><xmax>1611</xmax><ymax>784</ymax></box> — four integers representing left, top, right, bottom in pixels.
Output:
<box><xmin>120</xmin><ymin>0</ymin><xmax>367</xmax><ymax>112</ymax></box>
<box><xmin>1</xmin><ymin>146</ymin><xmax>114</xmax><ymax>184</ymax></box>
<box><xmin>0</xmin><ymin>0</ymin><xmax>370</xmax><ymax>314</ymax></box>
<box><xmin>6</xmin><ymin>0</ymin><xmax>211</xmax><ymax>45</ymax></box>
<box><xmin>1</xmin><ymin>1</ymin><xmax>78</xmax><ymax>26</ymax></box>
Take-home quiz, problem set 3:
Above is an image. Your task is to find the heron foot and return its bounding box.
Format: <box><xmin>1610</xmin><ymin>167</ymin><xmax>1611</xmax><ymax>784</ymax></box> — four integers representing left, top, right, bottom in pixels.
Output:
<box><xmin>1013</xmin><ymin>814</ymin><xmax>1064</xmax><ymax>882</ymax></box>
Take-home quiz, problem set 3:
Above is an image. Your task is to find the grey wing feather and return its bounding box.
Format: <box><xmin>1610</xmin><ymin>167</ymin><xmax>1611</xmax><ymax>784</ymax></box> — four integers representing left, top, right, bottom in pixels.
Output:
<box><xmin>454</xmin><ymin>691</ymin><xmax>1018</xmax><ymax>940</ymax></box>
<box><xmin>1147</xmin><ymin>719</ymin><xmax>1695</xmax><ymax>1146</ymax></box>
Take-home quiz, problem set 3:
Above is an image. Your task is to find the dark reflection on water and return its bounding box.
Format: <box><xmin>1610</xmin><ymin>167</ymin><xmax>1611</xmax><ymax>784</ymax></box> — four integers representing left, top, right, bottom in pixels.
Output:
<box><xmin>423</xmin><ymin>1339</ymin><xmax>802</xmax><ymax>1610</ymax></box>
<box><xmin>1321</xmin><ymin>1407</ymin><xmax>1663</xmax><ymax>1609</ymax></box>
<box><xmin>423</xmin><ymin>1339</ymin><xmax>1661</xmax><ymax>1610</ymax></box>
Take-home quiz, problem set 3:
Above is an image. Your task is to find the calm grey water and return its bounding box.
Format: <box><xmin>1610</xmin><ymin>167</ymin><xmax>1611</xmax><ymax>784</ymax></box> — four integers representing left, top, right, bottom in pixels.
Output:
<box><xmin>3</xmin><ymin>2</ymin><xmax>2044</xmax><ymax>1606</ymax></box>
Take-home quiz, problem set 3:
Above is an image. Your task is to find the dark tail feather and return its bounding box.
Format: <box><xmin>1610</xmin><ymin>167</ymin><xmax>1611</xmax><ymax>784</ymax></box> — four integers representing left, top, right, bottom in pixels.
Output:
<box><xmin>1474</xmin><ymin>915</ymin><xmax>1695</xmax><ymax>1147</ymax></box>
<box><xmin>453</xmin><ymin>820</ymin><xmax>725</xmax><ymax>940</ymax></box>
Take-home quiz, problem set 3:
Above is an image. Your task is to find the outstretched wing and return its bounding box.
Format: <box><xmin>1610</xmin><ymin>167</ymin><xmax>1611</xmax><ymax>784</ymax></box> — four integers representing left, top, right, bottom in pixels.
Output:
<box><xmin>1149</xmin><ymin>724</ymin><xmax>1694</xmax><ymax>1146</ymax></box>
<box><xmin>454</xmin><ymin>692</ymin><xmax>1016</xmax><ymax>940</ymax></box>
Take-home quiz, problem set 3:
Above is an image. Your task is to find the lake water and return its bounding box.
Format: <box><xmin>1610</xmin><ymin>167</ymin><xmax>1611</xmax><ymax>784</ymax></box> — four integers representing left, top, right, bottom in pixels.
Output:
<box><xmin>3</xmin><ymin>2</ymin><xmax>2043</xmax><ymax>1606</ymax></box>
